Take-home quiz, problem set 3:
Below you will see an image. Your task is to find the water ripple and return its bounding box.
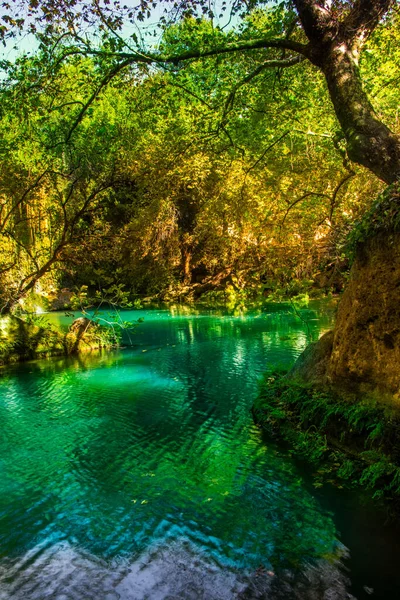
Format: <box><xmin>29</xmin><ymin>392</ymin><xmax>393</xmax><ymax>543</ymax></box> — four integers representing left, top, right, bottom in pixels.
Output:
<box><xmin>0</xmin><ymin>304</ymin><xmax>363</xmax><ymax>599</ymax></box>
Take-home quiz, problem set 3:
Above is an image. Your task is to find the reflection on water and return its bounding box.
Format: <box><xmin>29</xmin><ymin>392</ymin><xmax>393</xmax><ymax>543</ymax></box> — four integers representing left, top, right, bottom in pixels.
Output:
<box><xmin>0</xmin><ymin>302</ymin><xmax>393</xmax><ymax>599</ymax></box>
<box><xmin>0</xmin><ymin>538</ymin><xmax>356</xmax><ymax>600</ymax></box>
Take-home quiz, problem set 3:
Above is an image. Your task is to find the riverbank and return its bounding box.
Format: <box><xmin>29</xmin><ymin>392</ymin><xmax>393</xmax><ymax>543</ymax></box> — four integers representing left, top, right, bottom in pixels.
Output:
<box><xmin>253</xmin><ymin>367</ymin><xmax>400</xmax><ymax>506</ymax></box>
<box><xmin>0</xmin><ymin>315</ymin><xmax>117</xmax><ymax>366</ymax></box>
<box><xmin>0</xmin><ymin>295</ymin><xmax>335</xmax><ymax>367</ymax></box>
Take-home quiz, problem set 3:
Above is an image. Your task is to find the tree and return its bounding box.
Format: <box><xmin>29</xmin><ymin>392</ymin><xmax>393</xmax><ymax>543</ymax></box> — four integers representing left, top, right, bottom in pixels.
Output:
<box><xmin>2</xmin><ymin>1</ymin><xmax>398</xmax><ymax>181</ymax></box>
<box><xmin>0</xmin><ymin>58</ymin><xmax>135</xmax><ymax>312</ymax></box>
<box><xmin>1</xmin><ymin>0</ymin><xmax>400</xmax><ymax>391</ymax></box>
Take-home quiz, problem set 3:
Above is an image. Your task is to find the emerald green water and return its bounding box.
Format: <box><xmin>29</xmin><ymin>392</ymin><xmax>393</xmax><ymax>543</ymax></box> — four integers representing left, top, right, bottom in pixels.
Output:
<box><xmin>0</xmin><ymin>303</ymin><xmax>399</xmax><ymax>599</ymax></box>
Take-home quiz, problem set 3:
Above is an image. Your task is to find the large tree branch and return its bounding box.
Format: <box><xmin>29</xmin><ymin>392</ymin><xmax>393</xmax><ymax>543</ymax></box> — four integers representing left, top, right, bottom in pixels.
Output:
<box><xmin>48</xmin><ymin>58</ymin><xmax>133</xmax><ymax>148</ymax></box>
<box><xmin>51</xmin><ymin>37</ymin><xmax>308</xmax><ymax>148</ymax></box>
<box><xmin>222</xmin><ymin>55</ymin><xmax>305</xmax><ymax>125</ymax></box>
<box><xmin>293</xmin><ymin>0</ymin><xmax>338</xmax><ymax>47</ymax></box>
<box><xmin>56</xmin><ymin>35</ymin><xmax>310</xmax><ymax>66</ymax></box>
<box><xmin>161</xmin><ymin>37</ymin><xmax>310</xmax><ymax>62</ymax></box>
<box><xmin>294</xmin><ymin>0</ymin><xmax>394</xmax><ymax>50</ymax></box>
<box><xmin>8</xmin><ymin>180</ymin><xmax>115</xmax><ymax>311</ymax></box>
<box><xmin>342</xmin><ymin>0</ymin><xmax>395</xmax><ymax>44</ymax></box>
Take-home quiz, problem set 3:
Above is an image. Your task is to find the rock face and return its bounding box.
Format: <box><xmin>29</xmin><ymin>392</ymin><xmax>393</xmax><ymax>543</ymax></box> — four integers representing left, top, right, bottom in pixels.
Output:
<box><xmin>290</xmin><ymin>330</ymin><xmax>334</xmax><ymax>385</ymax></box>
<box><xmin>293</xmin><ymin>231</ymin><xmax>400</xmax><ymax>398</ymax></box>
<box><xmin>328</xmin><ymin>232</ymin><xmax>400</xmax><ymax>395</ymax></box>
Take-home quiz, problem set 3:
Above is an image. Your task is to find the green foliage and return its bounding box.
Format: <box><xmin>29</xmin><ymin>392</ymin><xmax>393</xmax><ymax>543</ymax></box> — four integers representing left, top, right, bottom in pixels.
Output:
<box><xmin>254</xmin><ymin>368</ymin><xmax>400</xmax><ymax>499</ymax></box>
<box><xmin>0</xmin><ymin>3</ymin><xmax>398</xmax><ymax>306</ymax></box>
<box><xmin>0</xmin><ymin>297</ymin><xmax>141</xmax><ymax>364</ymax></box>
<box><xmin>346</xmin><ymin>183</ymin><xmax>400</xmax><ymax>262</ymax></box>
<box><xmin>67</xmin><ymin>284</ymin><xmax>142</xmax><ymax>348</ymax></box>
<box><xmin>0</xmin><ymin>314</ymin><xmax>64</xmax><ymax>363</ymax></box>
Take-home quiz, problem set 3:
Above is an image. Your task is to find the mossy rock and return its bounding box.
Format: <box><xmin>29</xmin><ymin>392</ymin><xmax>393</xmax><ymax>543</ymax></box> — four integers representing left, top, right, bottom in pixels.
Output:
<box><xmin>292</xmin><ymin>216</ymin><xmax>400</xmax><ymax>399</ymax></box>
<box><xmin>289</xmin><ymin>330</ymin><xmax>333</xmax><ymax>385</ymax></box>
<box><xmin>0</xmin><ymin>315</ymin><xmax>66</xmax><ymax>364</ymax></box>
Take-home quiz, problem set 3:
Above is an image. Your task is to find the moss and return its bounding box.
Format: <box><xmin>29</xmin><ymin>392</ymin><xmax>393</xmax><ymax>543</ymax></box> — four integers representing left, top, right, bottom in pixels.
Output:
<box><xmin>346</xmin><ymin>182</ymin><xmax>400</xmax><ymax>263</ymax></box>
<box><xmin>253</xmin><ymin>368</ymin><xmax>400</xmax><ymax>501</ymax></box>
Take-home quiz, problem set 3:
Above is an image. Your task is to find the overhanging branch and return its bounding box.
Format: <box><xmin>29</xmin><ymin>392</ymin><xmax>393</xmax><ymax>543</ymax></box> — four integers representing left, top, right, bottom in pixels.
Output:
<box><xmin>222</xmin><ymin>55</ymin><xmax>305</xmax><ymax>125</ymax></box>
<box><xmin>48</xmin><ymin>58</ymin><xmax>133</xmax><ymax>148</ymax></box>
<box><xmin>281</xmin><ymin>190</ymin><xmax>330</xmax><ymax>228</ymax></box>
<box><xmin>51</xmin><ymin>35</ymin><xmax>308</xmax><ymax>148</ymax></box>
<box><xmin>55</xmin><ymin>35</ymin><xmax>310</xmax><ymax>67</ymax></box>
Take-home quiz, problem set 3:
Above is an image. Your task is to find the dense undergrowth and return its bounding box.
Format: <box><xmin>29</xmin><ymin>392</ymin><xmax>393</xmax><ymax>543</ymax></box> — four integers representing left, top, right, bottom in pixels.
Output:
<box><xmin>0</xmin><ymin>313</ymin><xmax>127</xmax><ymax>366</ymax></box>
<box><xmin>253</xmin><ymin>368</ymin><xmax>400</xmax><ymax>503</ymax></box>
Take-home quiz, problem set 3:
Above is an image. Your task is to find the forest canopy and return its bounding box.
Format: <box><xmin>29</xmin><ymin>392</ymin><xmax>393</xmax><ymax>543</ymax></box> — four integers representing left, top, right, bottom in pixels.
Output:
<box><xmin>0</xmin><ymin>0</ymin><xmax>399</xmax><ymax>311</ymax></box>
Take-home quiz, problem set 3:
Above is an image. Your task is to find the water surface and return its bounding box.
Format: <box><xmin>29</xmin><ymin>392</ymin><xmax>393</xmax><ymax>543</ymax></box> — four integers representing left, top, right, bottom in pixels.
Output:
<box><xmin>0</xmin><ymin>302</ymin><xmax>399</xmax><ymax>599</ymax></box>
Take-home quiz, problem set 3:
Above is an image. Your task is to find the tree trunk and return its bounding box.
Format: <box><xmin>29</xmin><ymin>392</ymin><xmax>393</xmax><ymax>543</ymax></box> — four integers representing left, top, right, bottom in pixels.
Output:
<box><xmin>320</xmin><ymin>44</ymin><xmax>400</xmax><ymax>184</ymax></box>
<box><xmin>182</xmin><ymin>247</ymin><xmax>192</xmax><ymax>286</ymax></box>
<box><xmin>294</xmin><ymin>0</ymin><xmax>400</xmax><ymax>184</ymax></box>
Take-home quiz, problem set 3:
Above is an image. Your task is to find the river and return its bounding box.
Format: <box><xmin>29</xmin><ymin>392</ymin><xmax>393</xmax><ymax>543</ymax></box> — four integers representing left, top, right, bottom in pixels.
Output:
<box><xmin>0</xmin><ymin>301</ymin><xmax>399</xmax><ymax>599</ymax></box>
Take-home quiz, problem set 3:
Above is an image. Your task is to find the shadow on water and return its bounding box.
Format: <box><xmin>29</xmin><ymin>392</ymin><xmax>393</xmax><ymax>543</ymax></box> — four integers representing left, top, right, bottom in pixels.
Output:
<box><xmin>0</xmin><ymin>301</ymin><xmax>399</xmax><ymax>599</ymax></box>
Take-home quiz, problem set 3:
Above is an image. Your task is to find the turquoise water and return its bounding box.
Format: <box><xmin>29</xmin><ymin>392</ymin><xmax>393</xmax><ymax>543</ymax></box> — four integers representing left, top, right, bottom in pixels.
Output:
<box><xmin>0</xmin><ymin>302</ymin><xmax>399</xmax><ymax>599</ymax></box>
